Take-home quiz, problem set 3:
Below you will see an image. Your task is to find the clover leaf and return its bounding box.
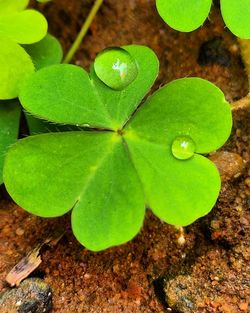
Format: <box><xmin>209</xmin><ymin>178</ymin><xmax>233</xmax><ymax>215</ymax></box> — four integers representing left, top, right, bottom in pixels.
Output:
<box><xmin>22</xmin><ymin>33</ymin><xmax>63</xmax><ymax>134</ymax></box>
<box><xmin>0</xmin><ymin>0</ymin><xmax>29</xmax><ymax>14</ymax></box>
<box><xmin>0</xmin><ymin>0</ymin><xmax>48</xmax><ymax>99</ymax></box>
<box><xmin>3</xmin><ymin>45</ymin><xmax>232</xmax><ymax>251</ymax></box>
<box><xmin>0</xmin><ymin>33</ymin><xmax>63</xmax><ymax>184</ymax></box>
<box><xmin>23</xmin><ymin>34</ymin><xmax>63</xmax><ymax>71</ymax></box>
<box><xmin>156</xmin><ymin>0</ymin><xmax>250</xmax><ymax>39</ymax></box>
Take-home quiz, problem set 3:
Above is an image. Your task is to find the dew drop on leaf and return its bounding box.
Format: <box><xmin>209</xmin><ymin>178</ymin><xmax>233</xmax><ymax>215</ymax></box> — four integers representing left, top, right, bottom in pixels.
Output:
<box><xmin>94</xmin><ymin>47</ymin><xmax>138</xmax><ymax>90</ymax></box>
<box><xmin>171</xmin><ymin>135</ymin><xmax>195</xmax><ymax>160</ymax></box>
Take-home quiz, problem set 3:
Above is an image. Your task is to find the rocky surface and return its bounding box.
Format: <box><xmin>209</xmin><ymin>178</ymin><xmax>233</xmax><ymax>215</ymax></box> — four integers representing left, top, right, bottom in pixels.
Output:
<box><xmin>0</xmin><ymin>278</ymin><xmax>52</xmax><ymax>313</ymax></box>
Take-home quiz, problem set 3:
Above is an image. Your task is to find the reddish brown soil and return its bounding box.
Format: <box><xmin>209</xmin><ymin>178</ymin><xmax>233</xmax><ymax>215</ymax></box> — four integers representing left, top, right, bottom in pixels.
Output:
<box><xmin>0</xmin><ymin>1</ymin><xmax>249</xmax><ymax>312</ymax></box>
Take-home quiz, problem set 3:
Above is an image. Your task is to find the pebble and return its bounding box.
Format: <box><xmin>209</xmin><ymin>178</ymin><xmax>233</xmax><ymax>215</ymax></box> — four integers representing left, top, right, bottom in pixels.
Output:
<box><xmin>0</xmin><ymin>278</ymin><xmax>52</xmax><ymax>313</ymax></box>
<box><xmin>245</xmin><ymin>177</ymin><xmax>250</xmax><ymax>187</ymax></box>
<box><xmin>239</xmin><ymin>302</ymin><xmax>248</xmax><ymax>311</ymax></box>
<box><xmin>15</xmin><ymin>227</ymin><xmax>24</xmax><ymax>236</ymax></box>
<box><xmin>209</xmin><ymin>151</ymin><xmax>245</xmax><ymax>181</ymax></box>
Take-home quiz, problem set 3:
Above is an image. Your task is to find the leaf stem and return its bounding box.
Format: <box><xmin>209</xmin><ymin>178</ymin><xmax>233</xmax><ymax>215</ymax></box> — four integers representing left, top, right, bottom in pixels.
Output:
<box><xmin>238</xmin><ymin>39</ymin><xmax>250</xmax><ymax>84</ymax></box>
<box><xmin>63</xmin><ymin>0</ymin><xmax>104</xmax><ymax>64</ymax></box>
<box><xmin>231</xmin><ymin>94</ymin><xmax>250</xmax><ymax>111</ymax></box>
<box><xmin>231</xmin><ymin>39</ymin><xmax>250</xmax><ymax>111</ymax></box>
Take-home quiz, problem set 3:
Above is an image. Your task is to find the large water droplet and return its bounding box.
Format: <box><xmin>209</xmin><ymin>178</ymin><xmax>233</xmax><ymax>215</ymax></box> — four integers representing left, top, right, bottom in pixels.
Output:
<box><xmin>94</xmin><ymin>47</ymin><xmax>138</xmax><ymax>90</ymax></box>
<box><xmin>171</xmin><ymin>136</ymin><xmax>195</xmax><ymax>160</ymax></box>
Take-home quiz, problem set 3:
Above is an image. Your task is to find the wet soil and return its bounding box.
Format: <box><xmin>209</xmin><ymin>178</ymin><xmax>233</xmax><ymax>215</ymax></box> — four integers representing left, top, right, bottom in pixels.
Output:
<box><xmin>0</xmin><ymin>1</ymin><xmax>249</xmax><ymax>312</ymax></box>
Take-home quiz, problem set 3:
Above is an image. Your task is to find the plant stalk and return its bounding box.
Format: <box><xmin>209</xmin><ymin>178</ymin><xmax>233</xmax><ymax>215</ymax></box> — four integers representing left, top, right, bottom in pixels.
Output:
<box><xmin>231</xmin><ymin>39</ymin><xmax>250</xmax><ymax>111</ymax></box>
<box><xmin>238</xmin><ymin>39</ymin><xmax>250</xmax><ymax>83</ymax></box>
<box><xmin>231</xmin><ymin>94</ymin><xmax>250</xmax><ymax>111</ymax></box>
<box><xmin>63</xmin><ymin>0</ymin><xmax>104</xmax><ymax>64</ymax></box>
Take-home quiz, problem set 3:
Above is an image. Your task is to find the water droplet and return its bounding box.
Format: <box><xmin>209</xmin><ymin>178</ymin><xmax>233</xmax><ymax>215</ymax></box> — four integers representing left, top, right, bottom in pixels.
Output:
<box><xmin>94</xmin><ymin>47</ymin><xmax>138</xmax><ymax>90</ymax></box>
<box><xmin>171</xmin><ymin>136</ymin><xmax>195</xmax><ymax>160</ymax></box>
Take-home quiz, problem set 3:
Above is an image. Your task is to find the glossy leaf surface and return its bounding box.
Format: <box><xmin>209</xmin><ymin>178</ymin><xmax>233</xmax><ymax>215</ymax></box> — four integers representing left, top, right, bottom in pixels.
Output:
<box><xmin>221</xmin><ymin>0</ymin><xmax>250</xmax><ymax>39</ymax></box>
<box><xmin>23</xmin><ymin>34</ymin><xmax>63</xmax><ymax>70</ymax></box>
<box><xmin>125</xmin><ymin>136</ymin><xmax>220</xmax><ymax>226</ymax></box>
<box><xmin>126</xmin><ymin>78</ymin><xmax>232</xmax><ymax>154</ymax></box>
<box><xmin>20</xmin><ymin>64</ymin><xmax>112</xmax><ymax>127</ymax></box>
<box><xmin>72</xmin><ymin>138</ymin><xmax>145</xmax><ymax>251</ymax></box>
<box><xmin>0</xmin><ymin>38</ymin><xmax>34</xmax><ymax>99</ymax></box>
<box><xmin>0</xmin><ymin>10</ymin><xmax>47</xmax><ymax>44</ymax></box>
<box><xmin>0</xmin><ymin>0</ymin><xmax>29</xmax><ymax>15</ymax></box>
<box><xmin>156</xmin><ymin>0</ymin><xmax>212</xmax><ymax>32</ymax></box>
<box><xmin>156</xmin><ymin>0</ymin><xmax>250</xmax><ymax>38</ymax></box>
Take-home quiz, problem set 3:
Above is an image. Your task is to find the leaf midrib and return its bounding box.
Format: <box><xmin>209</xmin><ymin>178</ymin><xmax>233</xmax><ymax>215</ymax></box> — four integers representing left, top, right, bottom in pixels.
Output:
<box><xmin>90</xmin><ymin>77</ymin><xmax>114</xmax><ymax>128</ymax></box>
<box><xmin>74</xmin><ymin>138</ymin><xmax>119</xmax><ymax>205</ymax></box>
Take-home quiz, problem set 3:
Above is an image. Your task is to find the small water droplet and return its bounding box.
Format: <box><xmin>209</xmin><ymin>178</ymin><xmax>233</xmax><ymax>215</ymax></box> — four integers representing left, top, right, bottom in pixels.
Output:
<box><xmin>171</xmin><ymin>136</ymin><xmax>195</xmax><ymax>160</ymax></box>
<box><xmin>94</xmin><ymin>47</ymin><xmax>138</xmax><ymax>90</ymax></box>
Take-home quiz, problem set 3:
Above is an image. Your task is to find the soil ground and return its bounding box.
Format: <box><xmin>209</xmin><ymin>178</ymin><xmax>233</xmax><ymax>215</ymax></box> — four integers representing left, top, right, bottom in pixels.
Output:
<box><xmin>0</xmin><ymin>1</ymin><xmax>249</xmax><ymax>312</ymax></box>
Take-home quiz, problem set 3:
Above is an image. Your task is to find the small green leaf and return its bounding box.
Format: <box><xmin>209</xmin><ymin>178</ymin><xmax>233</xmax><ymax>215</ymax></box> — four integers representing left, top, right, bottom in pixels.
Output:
<box><xmin>0</xmin><ymin>100</ymin><xmax>21</xmax><ymax>184</ymax></box>
<box><xmin>19</xmin><ymin>64</ymin><xmax>112</xmax><ymax>127</ymax></box>
<box><xmin>23</xmin><ymin>34</ymin><xmax>63</xmax><ymax>70</ymax></box>
<box><xmin>0</xmin><ymin>38</ymin><xmax>34</xmax><ymax>100</ymax></box>
<box><xmin>0</xmin><ymin>0</ymin><xmax>29</xmax><ymax>14</ymax></box>
<box><xmin>126</xmin><ymin>78</ymin><xmax>232</xmax><ymax>153</ymax></box>
<box><xmin>156</xmin><ymin>0</ymin><xmax>212</xmax><ymax>32</ymax></box>
<box><xmin>20</xmin><ymin>45</ymin><xmax>159</xmax><ymax>129</ymax></box>
<box><xmin>125</xmin><ymin>136</ymin><xmax>220</xmax><ymax>226</ymax></box>
<box><xmin>22</xmin><ymin>34</ymin><xmax>64</xmax><ymax>135</ymax></box>
<box><xmin>221</xmin><ymin>0</ymin><xmax>250</xmax><ymax>39</ymax></box>
<box><xmin>0</xmin><ymin>9</ymin><xmax>48</xmax><ymax>44</ymax></box>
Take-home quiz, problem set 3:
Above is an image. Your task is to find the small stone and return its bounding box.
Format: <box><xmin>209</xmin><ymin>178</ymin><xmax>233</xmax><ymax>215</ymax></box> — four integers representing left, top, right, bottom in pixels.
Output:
<box><xmin>245</xmin><ymin>177</ymin><xmax>250</xmax><ymax>187</ymax></box>
<box><xmin>15</xmin><ymin>228</ymin><xmax>24</xmax><ymax>236</ymax></box>
<box><xmin>16</xmin><ymin>300</ymin><xmax>22</xmax><ymax>306</ymax></box>
<box><xmin>239</xmin><ymin>302</ymin><xmax>248</xmax><ymax>311</ymax></box>
<box><xmin>177</xmin><ymin>235</ymin><xmax>186</xmax><ymax>246</ymax></box>
<box><xmin>0</xmin><ymin>278</ymin><xmax>52</xmax><ymax>313</ymax></box>
<box><xmin>83</xmin><ymin>273</ymin><xmax>91</xmax><ymax>279</ymax></box>
<box><xmin>210</xmin><ymin>220</ymin><xmax>220</xmax><ymax>230</ymax></box>
<box><xmin>209</xmin><ymin>151</ymin><xmax>245</xmax><ymax>182</ymax></box>
<box><xmin>220</xmin><ymin>303</ymin><xmax>234</xmax><ymax>312</ymax></box>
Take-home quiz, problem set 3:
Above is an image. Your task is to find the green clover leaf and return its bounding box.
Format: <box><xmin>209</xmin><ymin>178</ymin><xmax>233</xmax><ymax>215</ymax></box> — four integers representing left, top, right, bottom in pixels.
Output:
<box><xmin>220</xmin><ymin>0</ymin><xmax>250</xmax><ymax>39</ymax></box>
<box><xmin>156</xmin><ymin>0</ymin><xmax>250</xmax><ymax>39</ymax></box>
<box><xmin>3</xmin><ymin>45</ymin><xmax>232</xmax><ymax>251</ymax></box>
<box><xmin>0</xmin><ymin>0</ymin><xmax>29</xmax><ymax>14</ymax></box>
<box><xmin>23</xmin><ymin>34</ymin><xmax>63</xmax><ymax>71</ymax></box>
<box><xmin>156</xmin><ymin>0</ymin><xmax>212</xmax><ymax>33</ymax></box>
<box><xmin>0</xmin><ymin>33</ymin><xmax>63</xmax><ymax>184</ymax></box>
<box><xmin>0</xmin><ymin>0</ymin><xmax>48</xmax><ymax>99</ymax></box>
